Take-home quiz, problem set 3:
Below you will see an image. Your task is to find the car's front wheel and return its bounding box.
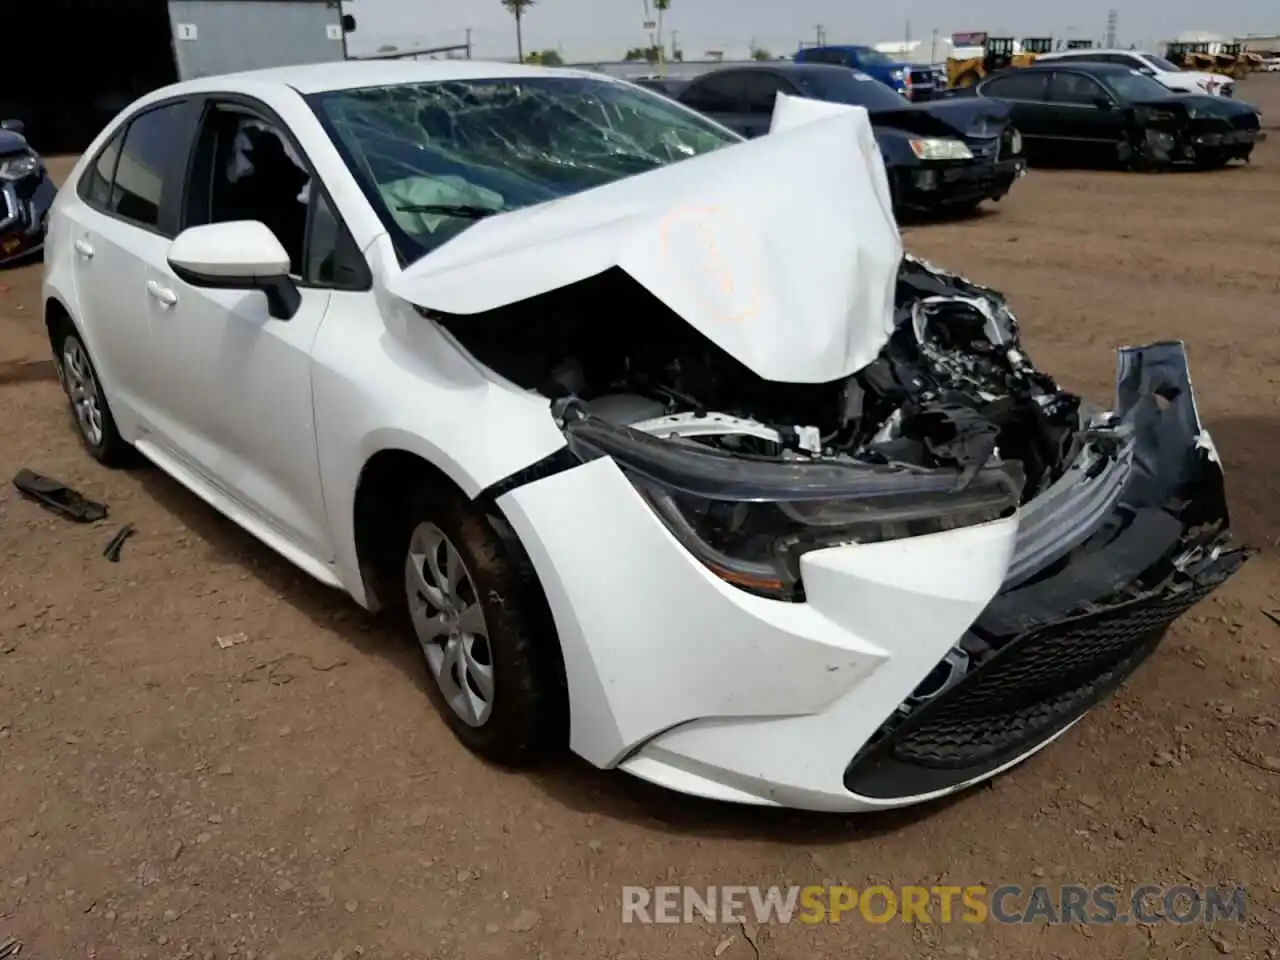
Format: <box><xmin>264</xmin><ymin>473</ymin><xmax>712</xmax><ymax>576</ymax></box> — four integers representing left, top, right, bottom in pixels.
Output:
<box><xmin>399</xmin><ymin>488</ymin><xmax>566</xmax><ymax>764</ymax></box>
<box><xmin>56</xmin><ymin>329</ymin><xmax>134</xmax><ymax>466</ymax></box>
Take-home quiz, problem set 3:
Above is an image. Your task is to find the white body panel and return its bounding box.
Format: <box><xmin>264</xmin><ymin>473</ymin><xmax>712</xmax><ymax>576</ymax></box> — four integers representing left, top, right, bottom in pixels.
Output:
<box><xmin>498</xmin><ymin>457</ymin><xmax>1022</xmax><ymax>810</ymax></box>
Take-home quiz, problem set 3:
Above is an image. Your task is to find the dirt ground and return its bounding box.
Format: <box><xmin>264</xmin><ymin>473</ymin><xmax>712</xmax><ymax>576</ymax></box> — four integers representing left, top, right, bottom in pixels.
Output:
<box><xmin>2</xmin><ymin>80</ymin><xmax>1280</xmax><ymax>960</ymax></box>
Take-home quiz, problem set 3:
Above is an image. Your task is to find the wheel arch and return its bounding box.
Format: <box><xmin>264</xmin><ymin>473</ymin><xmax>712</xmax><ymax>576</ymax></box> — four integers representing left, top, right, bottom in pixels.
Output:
<box><xmin>350</xmin><ymin>444</ymin><xmax>570</xmax><ymax>744</ymax></box>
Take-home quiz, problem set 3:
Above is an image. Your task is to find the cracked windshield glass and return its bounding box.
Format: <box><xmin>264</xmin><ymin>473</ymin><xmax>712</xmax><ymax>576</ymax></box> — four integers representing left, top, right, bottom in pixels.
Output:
<box><xmin>309</xmin><ymin>76</ymin><xmax>740</xmax><ymax>260</ymax></box>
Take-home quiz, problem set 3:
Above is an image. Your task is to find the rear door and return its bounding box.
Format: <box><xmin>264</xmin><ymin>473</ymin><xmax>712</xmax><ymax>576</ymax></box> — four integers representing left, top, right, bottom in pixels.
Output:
<box><xmin>61</xmin><ymin>99</ymin><xmax>200</xmax><ymax>434</ymax></box>
<box><xmin>976</xmin><ymin>71</ymin><xmax>1052</xmax><ymax>152</ymax></box>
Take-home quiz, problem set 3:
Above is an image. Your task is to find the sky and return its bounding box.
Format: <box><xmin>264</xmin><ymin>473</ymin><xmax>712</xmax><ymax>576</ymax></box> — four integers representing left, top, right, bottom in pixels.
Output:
<box><xmin>342</xmin><ymin>0</ymin><xmax>1278</xmax><ymax>62</ymax></box>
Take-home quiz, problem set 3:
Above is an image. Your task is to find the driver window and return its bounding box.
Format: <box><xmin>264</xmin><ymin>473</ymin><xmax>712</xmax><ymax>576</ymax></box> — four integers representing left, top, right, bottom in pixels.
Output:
<box><xmin>739</xmin><ymin>73</ymin><xmax>787</xmax><ymax>114</ymax></box>
<box><xmin>1049</xmin><ymin>72</ymin><xmax>1107</xmax><ymax>105</ymax></box>
<box><xmin>186</xmin><ymin>106</ymin><xmax>311</xmax><ymax>275</ymax></box>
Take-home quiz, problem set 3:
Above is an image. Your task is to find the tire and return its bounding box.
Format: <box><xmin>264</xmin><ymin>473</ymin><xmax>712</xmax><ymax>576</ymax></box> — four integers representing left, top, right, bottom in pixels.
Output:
<box><xmin>1193</xmin><ymin>153</ymin><xmax>1231</xmax><ymax>171</ymax></box>
<box><xmin>398</xmin><ymin>486</ymin><xmax>566</xmax><ymax>765</ymax></box>
<box><xmin>944</xmin><ymin>199</ymin><xmax>985</xmax><ymax>217</ymax></box>
<box><xmin>54</xmin><ymin>326</ymin><xmax>136</xmax><ymax>467</ymax></box>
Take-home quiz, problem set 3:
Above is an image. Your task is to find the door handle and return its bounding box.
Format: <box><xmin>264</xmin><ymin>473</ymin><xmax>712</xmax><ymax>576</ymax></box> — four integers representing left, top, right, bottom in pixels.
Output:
<box><xmin>145</xmin><ymin>280</ymin><xmax>178</xmax><ymax>306</ymax></box>
<box><xmin>74</xmin><ymin>238</ymin><xmax>94</xmax><ymax>259</ymax></box>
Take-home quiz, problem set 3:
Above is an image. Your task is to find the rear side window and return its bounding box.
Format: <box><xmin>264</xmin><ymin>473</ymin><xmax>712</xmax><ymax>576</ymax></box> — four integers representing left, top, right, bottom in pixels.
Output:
<box><xmin>981</xmin><ymin>71</ymin><xmax>1049</xmax><ymax>100</ymax></box>
<box><xmin>77</xmin><ymin>129</ymin><xmax>125</xmax><ymax>208</ymax></box>
<box><xmin>803</xmin><ymin>50</ymin><xmax>853</xmax><ymax>67</ymax></box>
<box><xmin>110</xmin><ymin>103</ymin><xmax>190</xmax><ymax>230</ymax></box>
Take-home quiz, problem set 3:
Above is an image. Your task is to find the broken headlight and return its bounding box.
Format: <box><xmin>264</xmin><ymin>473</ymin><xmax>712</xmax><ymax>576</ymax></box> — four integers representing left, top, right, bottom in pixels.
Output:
<box><xmin>565</xmin><ymin>415</ymin><xmax>1022</xmax><ymax>601</ymax></box>
<box><xmin>0</xmin><ymin>150</ymin><xmax>38</xmax><ymax>181</ymax></box>
<box><xmin>909</xmin><ymin>138</ymin><xmax>973</xmax><ymax>161</ymax></box>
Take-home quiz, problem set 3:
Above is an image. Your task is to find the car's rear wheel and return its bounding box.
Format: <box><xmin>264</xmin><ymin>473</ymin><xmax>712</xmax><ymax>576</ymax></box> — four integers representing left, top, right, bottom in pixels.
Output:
<box><xmin>56</xmin><ymin>329</ymin><xmax>134</xmax><ymax>467</ymax></box>
<box><xmin>399</xmin><ymin>488</ymin><xmax>566</xmax><ymax>764</ymax></box>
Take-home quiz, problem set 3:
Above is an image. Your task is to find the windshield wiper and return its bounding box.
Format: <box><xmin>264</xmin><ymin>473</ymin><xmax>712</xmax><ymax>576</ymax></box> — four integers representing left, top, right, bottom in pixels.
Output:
<box><xmin>396</xmin><ymin>203</ymin><xmax>505</xmax><ymax>219</ymax></box>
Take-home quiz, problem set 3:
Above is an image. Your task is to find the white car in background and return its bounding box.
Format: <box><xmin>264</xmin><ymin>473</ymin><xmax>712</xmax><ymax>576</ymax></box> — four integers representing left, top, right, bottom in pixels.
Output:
<box><xmin>1034</xmin><ymin>48</ymin><xmax>1237</xmax><ymax>97</ymax></box>
<box><xmin>1261</xmin><ymin>57</ymin><xmax>1280</xmax><ymax>73</ymax></box>
<box><xmin>41</xmin><ymin>60</ymin><xmax>1247</xmax><ymax>812</ymax></box>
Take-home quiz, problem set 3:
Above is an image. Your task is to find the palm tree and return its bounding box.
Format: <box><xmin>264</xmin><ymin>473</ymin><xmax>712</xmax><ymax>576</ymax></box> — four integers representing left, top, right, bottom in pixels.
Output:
<box><xmin>654</xmin><ymin>0</ymin><xmax>669</xmax><ymax>69</ymax></box>
<box><xmin>501</xmin><ymin>0</ymin><xmax>535</xmax><ymax>62</ymax></box>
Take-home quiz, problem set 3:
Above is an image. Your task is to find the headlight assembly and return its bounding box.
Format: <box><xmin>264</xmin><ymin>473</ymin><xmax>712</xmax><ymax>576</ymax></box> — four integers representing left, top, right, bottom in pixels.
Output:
<box><xmin>0</xmin><ymin>151</ymin><xmax>39</xmax><ymax>181</ymax></box>
<box><xmin>564</xmin><ymin>415</ymin><xmax>1022</xmax><ymax>600</ymax></box>
<box><xmin>909</xmin><ymin>138</ymin><xmax>974</xmax><ymax>161</ymax></box>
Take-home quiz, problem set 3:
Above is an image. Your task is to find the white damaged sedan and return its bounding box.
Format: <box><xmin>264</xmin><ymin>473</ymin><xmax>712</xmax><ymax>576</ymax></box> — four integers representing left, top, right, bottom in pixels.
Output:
<box><xmin>43</xmin><ymin>61</ymin><xmax>1249</xmax><ymax>812</ymax></box>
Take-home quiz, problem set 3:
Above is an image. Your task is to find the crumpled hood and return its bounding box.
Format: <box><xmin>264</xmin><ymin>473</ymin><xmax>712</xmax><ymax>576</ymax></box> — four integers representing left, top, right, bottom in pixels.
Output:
<box><xmin>387</xmin><ymin>99</ymin><xmax>903</xmax><ymax>384</ymax></box>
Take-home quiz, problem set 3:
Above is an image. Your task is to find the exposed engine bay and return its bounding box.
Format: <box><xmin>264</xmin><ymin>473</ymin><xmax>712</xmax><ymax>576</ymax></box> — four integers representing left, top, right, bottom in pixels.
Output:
<box><xmin>438</xmin><ymin>254</ymin><xmax>1083</xmax><ymax>502</ymax></box>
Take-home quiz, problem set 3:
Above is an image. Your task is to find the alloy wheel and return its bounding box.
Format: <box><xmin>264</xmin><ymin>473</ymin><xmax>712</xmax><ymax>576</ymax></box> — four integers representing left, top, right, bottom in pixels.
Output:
<box><xmin>62</xmin><ymin>337</ymin><xmax>104</xmax><ymax>448</ymax></box>
<box><xmin>404</xmin><ymin>521</ymin><xmax>494</xmax><ymax>727</ymax></box>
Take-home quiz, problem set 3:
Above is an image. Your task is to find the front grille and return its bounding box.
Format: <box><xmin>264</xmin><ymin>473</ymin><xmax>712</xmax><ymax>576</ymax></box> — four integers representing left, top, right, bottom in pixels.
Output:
<box><xmin>909</xmin><ymin>68</ymin><xmax>936</xmax><ymax>87</ymax></box>
<box><xmin>890</xmin><ymin>579</ymin><xmax>1219</xmax><ymax>767</ymax></box>
<box><xmin>967</xmin><ymin>136</ymin><xmax>1000</xmax><ymax>161</ymax></box>
<box><xmin>844</xmin><ymin>545</ymin><xmax>1248</xmax><ymax>798</ymax></box>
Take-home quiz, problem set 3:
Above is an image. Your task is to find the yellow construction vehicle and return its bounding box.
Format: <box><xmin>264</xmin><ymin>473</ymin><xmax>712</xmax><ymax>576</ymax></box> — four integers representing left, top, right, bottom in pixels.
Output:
<box><xmin>1164</xmin><ymin>41</ymin><xmax>1219</xmax><ymax>72</ymax></box>
<box><xmin>1215</xmin><ymin>41</ymin><xmax>1251</xmax><ymax>79</ymax></box>
<box><xmin>1020</xmin><ymin>37</ymin><xmax>1054</xmax><ymax>59</ymax></box>
<box><xmin>946</xmin><ymin>33</ymin><xmax>1017</xmax><ymax>87</ymax></box>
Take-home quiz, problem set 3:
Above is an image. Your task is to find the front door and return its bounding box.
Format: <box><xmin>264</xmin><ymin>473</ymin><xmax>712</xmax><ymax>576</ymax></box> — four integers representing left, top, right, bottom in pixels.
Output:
<box><xmin>1044</xmin><ymin>70</ymin><xmax>1128</xmax><ymax>165</ymax></box>
<box><xmin>151</xmin><ymin>100</ymin><xmax>341</xmax><ymax>561</ymax></box>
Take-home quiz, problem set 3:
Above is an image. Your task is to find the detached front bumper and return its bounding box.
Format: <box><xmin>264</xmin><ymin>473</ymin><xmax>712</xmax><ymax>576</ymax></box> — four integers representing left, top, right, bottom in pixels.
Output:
<box><xmin>894</xmin><ymin>157</ymin><xmax>1027</xmax><ymax>212</ymax></box>
<box><xmin>497</xmin><ymin>343</ymin><xmax>1246</xmax><ymax>812</ymax></box>
<box><xmin>0</xmin><ymin>173</ymin><xmax>56</xmax><ymax>265</ymax></box>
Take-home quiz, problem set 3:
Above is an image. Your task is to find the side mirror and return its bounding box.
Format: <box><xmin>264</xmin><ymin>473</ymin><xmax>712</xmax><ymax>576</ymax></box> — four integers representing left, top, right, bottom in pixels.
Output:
<box><xmin>0</xmin><ymin>118</ymin><xmax>24</xmax><ymax>135</ymax></box>
<box><xmin>1092</xmin><ymin>96</ymin><xmax>1114</xmax><ymax>110</ymax></box>
<box><xmin>167</xmin><ymin>221</ymin><xmax>300</xmax><ymax>321</ymax></box>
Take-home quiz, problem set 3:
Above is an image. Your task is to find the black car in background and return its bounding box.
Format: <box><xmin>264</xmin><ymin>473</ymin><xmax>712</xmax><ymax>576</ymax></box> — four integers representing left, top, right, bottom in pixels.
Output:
<box><xmin>0</xmin><ymin>119</ymin><xmax>57</xmax><ymax>265</ymax></box>
<box><xmin>675</xmin><ymin>63</ymin><xmax>1027</xmax><ymax>215</ymax></box>
<box><xmin>629</xmin><ymin>77</ymin><xmax>687</xmax><ymax>99</ymax></box>
<box><xmin>946</xmin><ymin>62</ymin><xmax>1264</xmax><ymax>170</ymax></box>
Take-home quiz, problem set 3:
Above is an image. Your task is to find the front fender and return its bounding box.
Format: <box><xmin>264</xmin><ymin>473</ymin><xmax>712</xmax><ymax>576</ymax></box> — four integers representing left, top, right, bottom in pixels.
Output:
<box><xmin>310</xmin><ymin>291</ymin><xmax>569</xmax><ymax>602</ymax></box>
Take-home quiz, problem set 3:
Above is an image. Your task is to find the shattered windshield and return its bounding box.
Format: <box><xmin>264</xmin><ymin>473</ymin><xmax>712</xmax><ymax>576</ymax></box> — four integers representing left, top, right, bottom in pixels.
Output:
<box><xmin>308</xmin><ymin>77</ymin><xmax>741</xmax><ymax>262</ymax></box>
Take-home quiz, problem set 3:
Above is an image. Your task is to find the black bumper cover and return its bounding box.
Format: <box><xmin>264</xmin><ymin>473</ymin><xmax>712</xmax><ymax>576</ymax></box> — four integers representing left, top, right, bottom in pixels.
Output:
<box><xmin>844</xmin><ymin>342</ymin><xmax>1252</xmax><ymax>801</ymax></box>
<box><xmin>895</xmin><ymin>157</ymin><xmax>1026</xmax><ymax>211</ymax></box>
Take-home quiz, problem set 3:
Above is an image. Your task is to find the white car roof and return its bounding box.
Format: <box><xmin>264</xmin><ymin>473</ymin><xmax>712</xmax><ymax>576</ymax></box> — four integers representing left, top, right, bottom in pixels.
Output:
<box><xmin>152</xmin><ymin>59</ymin><xmax>609</xmax><ymax>98</ymax></box>
<box><xmin>1037</xmin><ymin>49</ymin><xmax>1156</xmax><ymax>59</ymax></box>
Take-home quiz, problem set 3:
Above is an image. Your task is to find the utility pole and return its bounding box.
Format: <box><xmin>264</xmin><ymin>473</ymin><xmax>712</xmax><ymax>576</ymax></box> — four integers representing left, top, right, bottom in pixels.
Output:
<box><xmin>670</xmin><ymin>29</ymin><xmax>679</xmax><ymax>61</ymax></box>
<box><xmin>930</xmin><ymin>27</ymin><xmax>939</xmax><ymax>64</ymax></box>
<box><xmin>465</xmin><ymin>27</ymin><xmax>472</xmax><ymax>59</ymax></box>
<box><xmin>905</xmin><ymin>17</ymin><xmax>911</xmax><ymax>45</ymax></box>
<box><xmin>815</xmin><ymin>24</ymin><xmax>826</xmax><ymax>46</ymax></box>
<box><xmin>1104</xmin><ymin>9</ymin><xmax>1118</xmax><ymax>48</ymax></box>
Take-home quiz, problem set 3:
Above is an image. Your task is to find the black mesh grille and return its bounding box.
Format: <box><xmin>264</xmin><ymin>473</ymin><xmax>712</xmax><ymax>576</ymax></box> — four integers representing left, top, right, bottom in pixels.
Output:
<box><xmin>889</xmin><ymin>578</ymin><xmax>1218</xmax><ymax>768</ymax></box>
